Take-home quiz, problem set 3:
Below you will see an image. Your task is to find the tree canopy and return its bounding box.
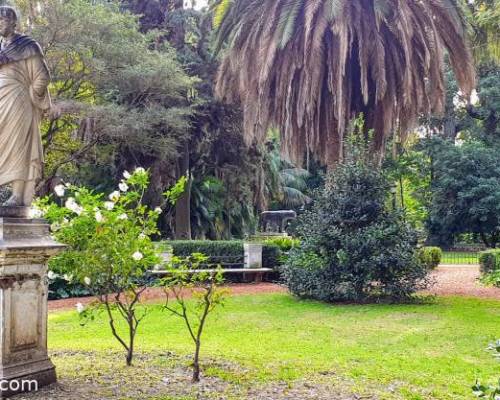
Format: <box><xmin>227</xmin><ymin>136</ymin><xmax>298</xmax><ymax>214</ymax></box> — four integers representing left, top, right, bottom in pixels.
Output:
<box><xmin>213</xmin><ymin>0</ymin><xmax>476</xmax><ymax>166</ymax></box>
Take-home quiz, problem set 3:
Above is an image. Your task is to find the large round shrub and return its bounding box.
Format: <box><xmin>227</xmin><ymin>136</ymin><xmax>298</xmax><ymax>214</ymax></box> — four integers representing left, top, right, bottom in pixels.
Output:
<box><xmin>282</xmin><ymin>146</ymin><xmax>429</xmax><ymax>302</ymax></box>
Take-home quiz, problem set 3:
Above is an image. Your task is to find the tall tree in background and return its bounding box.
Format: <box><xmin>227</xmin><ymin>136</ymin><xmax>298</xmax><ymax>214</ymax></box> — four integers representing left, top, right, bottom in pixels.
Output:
<box><xmin>213</xmin><ymin>0</ymin><xmax>476</xmax><ymax>167</ymax></box>
<box><xmin>463</xmin><ymin>0</ymin><xmax>499</xmax><ymax>65</ymax></box>
<box><xmin>124</xmin><ymin>1</ymin><xmax>262</xmax><ymax>239</ymax></box>
<box><xmin>12</xmin><ymin>0</ymin><xmax>195</xmax><ymax>204</ymax></box>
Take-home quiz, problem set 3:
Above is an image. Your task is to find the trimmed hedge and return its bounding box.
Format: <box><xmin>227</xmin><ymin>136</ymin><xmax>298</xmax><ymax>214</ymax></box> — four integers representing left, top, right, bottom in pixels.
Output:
<box><xmin>166</xmin><ymin>240</ymin><xmax>283</xmax><ymax>269</ymax></box>
<box><xmin>262</xmin><ymin>243</ymin><xmax>281</xmax><ymax>268</ymax></box>
<box><xmin>169</xmin><ymin>240</ymin><xmax>243</xmax><ymax>259</ymax></box>
<box><xmin>418</xmin><ymin>247</ymin><xmax>442</xmax><ymax>270</ymax></box>
<box><xmin>479</xmin><ymin>249</ymin><xmax>500</xmax><ymax>274</ymax></box>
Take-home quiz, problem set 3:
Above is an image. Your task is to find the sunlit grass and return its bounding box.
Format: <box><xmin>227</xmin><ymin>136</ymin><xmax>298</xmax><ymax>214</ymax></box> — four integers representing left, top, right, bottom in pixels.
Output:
<box><xmin>49</xmin><ymin>293</ymin><xmax>499</xmax><ymax>399</ymax></box>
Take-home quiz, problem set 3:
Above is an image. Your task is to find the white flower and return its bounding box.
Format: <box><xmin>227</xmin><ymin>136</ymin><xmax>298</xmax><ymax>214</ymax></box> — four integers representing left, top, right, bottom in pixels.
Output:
<box><xmin>119</xmin><ymin>181</ymin><xmax>129</xmax><ymax>192</ymax></box>
<box><xmin>134</xmin><ymin>167</ymin><xmax>146</xmax><ymax>174</ymax></box>
<box><xmin>50</xmin><ymin>222</ymin><xmax>61</xmax><ymax>231</ymax></box>
<box><xmin>83</xmin><ymin>276</ymin><xmax>91</xmax><ymax>285</ymax></box>
<box><xmin>104</xmin><ymin>201</ymin><xmax>115</xmax><ymax>211</ymax></box>
<box><xmin>118</xmin><ymin>213</ymin><xmax>128</xmax><ymax>220</ymax></box>
<box><xmin>47</xmin><ymin>271</ymin><xmax>57</xmax><ymax>280</ymax></box>
<box><xmin>76</xmin><ymin>302</ymin><xmax>85</xmax><ymax>314</ymax></box>
<box><xmin>95</xmin><ymin>211</ymin><xmax>104</xmax><ymax>223</ymax></box>
<box><xmin>29</xmin><ymin>207</ymin><xmax>43</xmax><ymax>219</ymax></box>
<box><xmin>108</xmin><ymin>191</ymin><xmax>120</xmax><ymax>202</ymax></box>
<box><xmin>154</xmin><ymin>207</ymin><xmax>162</xmax><ymax>214</ymax></box>
<box><xmin>123</xmin><ymin>170</ymin><xmax>131</xmax><ymax>179</ymax></box>
<box><xmin>65</xmin><ymin>198</ymin><xmax>83</xmax><ymax>215</ymax></box>
<box><xmin>63</xmin><ymin>274</ymin><xmax>73</xmax><ymax>282</ymax></box>
<box><xmin>132</xmin><ymin>251</ymin><xmax>143</xmax><ymax>261</ymax></box>
<box><xmin>138</xmin><ymin>233</ymin><xmax>146</xmax><ymax>240</ymax></box>
<box><xmin>470</xmin><ymin>89</ymin><xmax>480</xmax><ymax>106</ymax></box>
<box><xmin>54</xmin><ymin>184</ymin><xmax>65</xmax><ymax>197</ymax></box>
<box><xmin>453</xmin><ymin>91</ymin><xmax>466</xmax><ymax>110</ymax></box>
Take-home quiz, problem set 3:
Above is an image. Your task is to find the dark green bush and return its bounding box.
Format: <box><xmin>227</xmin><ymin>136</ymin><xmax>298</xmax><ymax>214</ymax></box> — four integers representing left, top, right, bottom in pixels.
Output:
<box><xmin>282</xmin><ymin>134</ymin><xmax>430</xmax><ymax>302</ymax></box>
<box><xmin>479</xmin><ymin>249</ymin><xmax>500</xmax><ymax>274</ymax></box>
<box><xmin>418</xmin><ymin>247</ymin><xmax>442</xmax><ymax>270</ymax></box>
<box><xmin>262</xmin><ymin>243</ymin><xmax>282</xmax><ymax>268</ymax></box>
<box><xmin>48</xmin><ymin>277</ymin><xmax>91</xmax><ymax>300</ymax></box>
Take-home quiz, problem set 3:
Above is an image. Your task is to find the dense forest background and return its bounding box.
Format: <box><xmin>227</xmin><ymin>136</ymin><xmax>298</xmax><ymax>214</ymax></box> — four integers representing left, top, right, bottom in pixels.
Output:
<box><xmin>6</xmin><ymin>0</ymin><xmax>500</xmax><ymax>246</ymax></box>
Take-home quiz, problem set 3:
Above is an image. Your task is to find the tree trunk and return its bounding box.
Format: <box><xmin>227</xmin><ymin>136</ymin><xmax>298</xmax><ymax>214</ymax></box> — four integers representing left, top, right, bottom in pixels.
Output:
<box><xmin>126</xmin><ymin>323</ymin><xmax>135</xmax><ymax>366</ymax></box>
<box><xmin>175</xmin><ymin>142</ymin><xmax>192</xmax><ymax>239</ymax></box>
<box><xmin>192</xmin><ymin>340</ymin><xmax>201</xmax><ymax>382</ymax></box>
<box><xmin>480</xmin><ymin>231</ymin><xmax>491</xmax><ymax>248</ymax></box>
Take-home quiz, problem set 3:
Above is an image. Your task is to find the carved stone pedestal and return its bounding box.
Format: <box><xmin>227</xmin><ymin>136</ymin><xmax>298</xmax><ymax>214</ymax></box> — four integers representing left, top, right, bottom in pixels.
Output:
<box><xmin>0</xmin><ymin>207</ymin><xmax>65</xmax><ymax>398</ymax></box>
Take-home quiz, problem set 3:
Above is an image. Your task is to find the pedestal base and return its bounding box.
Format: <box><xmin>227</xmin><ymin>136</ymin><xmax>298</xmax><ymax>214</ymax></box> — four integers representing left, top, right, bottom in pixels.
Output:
<box><xmin>0</xmin><ymin>362</ymin><xmax>56</xmax><ymax>398</ymax></box>
<box><xmin>0</xmin><ymin>212</ymin><xmax>64</xmax><ymax>397</ymax></box>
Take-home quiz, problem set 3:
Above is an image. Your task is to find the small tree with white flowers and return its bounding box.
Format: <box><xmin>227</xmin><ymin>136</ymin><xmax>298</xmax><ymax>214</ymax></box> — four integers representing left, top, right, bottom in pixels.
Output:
<box><xmin>36</xmin><ymin>168</ymin><xmax>163</xmax><ymax>366</ymax></box>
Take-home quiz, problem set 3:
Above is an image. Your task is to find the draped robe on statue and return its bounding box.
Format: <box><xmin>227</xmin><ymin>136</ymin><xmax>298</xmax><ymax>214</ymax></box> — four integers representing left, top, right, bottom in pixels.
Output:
<box><xmin>0</xmin><ymin>35</ymin><xmax>50</xmax><ymax>188</ymax></box>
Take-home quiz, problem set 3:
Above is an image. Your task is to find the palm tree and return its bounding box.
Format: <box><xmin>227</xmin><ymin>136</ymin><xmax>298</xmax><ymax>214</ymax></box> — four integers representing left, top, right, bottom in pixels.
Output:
<box><xmin>212</xmin><ymin>0</ymin><xmax>476</xmax><ymax>166</ymax></box>
<box><xmin>266</xmin><ymin>145</ymin><xmax>311</xmax><ymax>208</ymax></box>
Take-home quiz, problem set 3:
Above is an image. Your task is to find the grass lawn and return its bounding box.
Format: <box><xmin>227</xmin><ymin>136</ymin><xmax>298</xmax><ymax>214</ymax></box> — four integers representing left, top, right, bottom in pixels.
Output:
<box><xmin>48</xmin><ymin>293</ymin><xmax>499</xmax><ymax>400</ymax></box>
<box><xmin>441</xmin><ymin>251</ymin><xmax>479</xmax><ymax>265</ymax></box>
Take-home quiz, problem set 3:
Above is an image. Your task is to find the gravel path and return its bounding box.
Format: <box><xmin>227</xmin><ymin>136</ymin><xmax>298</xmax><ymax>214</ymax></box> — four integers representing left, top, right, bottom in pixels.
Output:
<box><xmin>427</xmin><ymin>264</ymin><xmax>500</xmax><ymax>299</ymax></box>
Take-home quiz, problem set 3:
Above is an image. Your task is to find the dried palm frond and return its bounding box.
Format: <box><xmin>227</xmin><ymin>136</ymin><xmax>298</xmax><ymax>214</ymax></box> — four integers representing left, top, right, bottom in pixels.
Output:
<box><xmin>213</xmin><ymin>0</ymin><xmax>476</xmax><ymax>166</ymax></box>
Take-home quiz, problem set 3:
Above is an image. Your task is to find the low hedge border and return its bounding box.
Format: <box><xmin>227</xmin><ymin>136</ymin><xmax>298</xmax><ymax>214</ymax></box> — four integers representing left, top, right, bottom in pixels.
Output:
<box><xmin>479</xmin><ymin>249</ymin><xmax>500</xmax><ymax>274</ymax></box>
<box><xmin>417</xmin><ymin>246</ymin><xmax>442</xmax><ymax>270</ymax></box>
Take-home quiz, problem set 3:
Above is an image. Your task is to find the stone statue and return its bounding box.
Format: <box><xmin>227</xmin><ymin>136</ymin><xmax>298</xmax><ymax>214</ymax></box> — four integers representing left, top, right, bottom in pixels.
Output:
<box><xmin>0</xmin><ymin>6</ymin><xmax>51</xmax><ymax>207</ymax></box>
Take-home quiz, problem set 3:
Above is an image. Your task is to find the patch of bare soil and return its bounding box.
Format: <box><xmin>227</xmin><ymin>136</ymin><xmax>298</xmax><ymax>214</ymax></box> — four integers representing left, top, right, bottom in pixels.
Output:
<box><xmin>13</xmin><ymin>352</ymin><xmax>374</xmax><ymax>400</ymax></box>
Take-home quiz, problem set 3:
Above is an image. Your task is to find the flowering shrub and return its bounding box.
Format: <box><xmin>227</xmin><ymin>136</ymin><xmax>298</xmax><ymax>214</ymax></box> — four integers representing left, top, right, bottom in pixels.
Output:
<box><xmin>36</xmin><ymin>168</ymin><xmax>162</xmax><ymax>365</ymax></box>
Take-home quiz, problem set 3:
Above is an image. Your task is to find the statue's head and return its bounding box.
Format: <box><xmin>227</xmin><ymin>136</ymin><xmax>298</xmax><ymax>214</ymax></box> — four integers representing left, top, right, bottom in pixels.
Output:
<box><xmin>0</xmin><ymin>6</ymin><xmax>17</xmax><ymax>37</ymax></box>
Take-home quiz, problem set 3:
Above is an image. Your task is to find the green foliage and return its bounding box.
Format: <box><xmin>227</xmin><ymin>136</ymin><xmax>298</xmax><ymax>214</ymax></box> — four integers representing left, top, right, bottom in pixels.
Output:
<box><xmin>265</xmin><ymin>136</ymin><xmax>313</xmax><ymax>210</ymax></box>
<box><xmin>463</xmin><ymin>0</ymin><xmax>500</xmax><ymax>64</ymax></box>
<box><xmin>168</xmin><ymin>240</ymin><xmax>243</xmax><ymax>262</ymax></box>
<box><xmin>47</xmin><ymin>274</ymin><xmax>91</xmax><ymax>300</ymax></box>
<box><xmin>39</xmin><ymin>168</ymin><xmax>161</xmax><ymax>286</ymax></box>
<box><xmin>383</xmin><ymin>135</ymin><xmax>432</xmax><ymax>230</ymax></box>
<box><xmin>164</xmin><ymin>175</ymin><xmax>188</xmax><ymax>206</ymax></box>
<box><xmin>16</xmin><ymin>0</ymin><xmax>196</xmax><ymax>199</ymax></box>
<box><xmin>213</xmin><ymin>0</ymin><xmax>233</xmax><ymax>28</ymax></box>
<box><xmin>479</xmin><ymin>249</ymin><xmax>500</xmax><ymax>287</ymax></box>
<box><xmin>427</xmin><ymin>138</ymin><xmax>500</xmax><ymax>248</ymax></box>
<box><xmin>417</xmin><ymin>247</ymin><xmax>443</xmax><ymax>270</ymax></box>
<box><xmin>262</xmin><ymin>243</ymin><xmax>281</xmax><ymax>269</ymax></box>
<box><xmin>472</xmin><ymin>340</ymin><xmax>500</xmax><ymax>399</ymax></box>
<box><xmin>167</xmin><ymin>239</ymin><xmax>286</xmax><ymax>269</ymax></box>
<box><xmin>264</xmin><ymin>237</ymin><xmax>300</xmax><ymax>252</ymax></box>
<box><xmin>36</xmin><ymin>167</ymin><xmax>162</xmax><ymax>365</ymax></box>
<box><xmin>160</xmin><ymin>253</ymin><xmax>227</xmax><ymax>382</ymax></box>
<box><xmin>282</xmin><ymin>128</ymin><xmax>429</xmax><ymax>302</ymax></box>
<box><xmin>479</xmin><ymin>249</ymin><xmax>500</xmax><ymax>274</ymax></box>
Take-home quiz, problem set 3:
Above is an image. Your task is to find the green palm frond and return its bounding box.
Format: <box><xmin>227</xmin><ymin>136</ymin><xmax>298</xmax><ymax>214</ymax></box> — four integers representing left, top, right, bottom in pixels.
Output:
<box><xmin>280</xmin><ymin>168</ymin><xmax>311</xmax><ymax>191</ymax></box>
<box><xmin>213</xmin><ymin>0</ymin><xmax>234</xmax><ymax>29</ymax></box>
<box><xmin>277</xmin><ymin>0</ymin><xmax>304</xmax><ymax>49</ymax></box>
<box><xmin>282</xmin><ymin>187</ymin><xmax>311</xmax><ymax>208</ymax></box>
